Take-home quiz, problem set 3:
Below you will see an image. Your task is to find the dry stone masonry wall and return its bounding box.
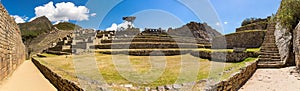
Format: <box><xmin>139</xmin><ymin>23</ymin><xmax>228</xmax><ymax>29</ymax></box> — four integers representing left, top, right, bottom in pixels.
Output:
<box><xmin>213</xmin><ymin>30</ymin><xmax>265</xmax><ymax>49</ymax></box>
<box><xmin>31</xmin><ymin>58</ymin><xmax>83</xmax><ymax>91</ymax></box>
<box><xmin>0</xmin><ymin>3</ymin><xmax>26</xmax><ymax>81</ymax></box>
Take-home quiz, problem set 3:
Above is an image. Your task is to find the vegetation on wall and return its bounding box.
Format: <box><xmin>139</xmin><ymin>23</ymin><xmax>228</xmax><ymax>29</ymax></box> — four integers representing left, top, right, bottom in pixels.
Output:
<box><xmin>241</xmin><ymin>17</ymin><xmax>270</xmax><ymax>26</ymax></box>
<box><xmin>18</xmin><ymin>16</ymin><xmax>53</xmax><ymax>42</ymax></box>
<box><xmin>53</xmin><ymin>22</ymin><xmax>82</xmax><ymax>30</ymax></box>
<box><xmin>276</xmin><ymin>0</ymin><xmax>300</xmax><ymax>31</ymax></box>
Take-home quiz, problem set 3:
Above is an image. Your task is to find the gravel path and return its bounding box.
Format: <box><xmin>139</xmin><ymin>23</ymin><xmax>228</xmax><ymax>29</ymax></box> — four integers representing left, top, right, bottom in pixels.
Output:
<box><xmin>0</xmin><ymin>60</ymin><xmax>56</xmax><ymax>91</ymax></box>
<box><xmin>239</xmin><ymin>67</ymin><xmax>300</xmax><ymax>91</ymax></box>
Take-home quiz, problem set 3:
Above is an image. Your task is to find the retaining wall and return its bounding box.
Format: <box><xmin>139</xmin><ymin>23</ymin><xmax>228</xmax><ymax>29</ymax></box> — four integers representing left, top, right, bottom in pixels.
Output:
<box><xmin>213</xmin><ymin>30</ymin><xmax>265</xmax><ymax>49</ymax></box>
<box><xmin>31</xmin><ymin>58</ymin><xmax>83</xmax><ymax>91</ymax></box>
<box><xmin>209</xmin><ymin>60</ymin><xmax>258</xmax><ymax>91</ymax></box>
<box><xmin>191</xmin><ymin>51</ymin><xmax>259</xmax><ymax>62</ymax></box>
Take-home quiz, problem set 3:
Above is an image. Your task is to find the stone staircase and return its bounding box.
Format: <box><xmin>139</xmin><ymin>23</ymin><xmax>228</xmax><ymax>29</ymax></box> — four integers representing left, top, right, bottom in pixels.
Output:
<box><xmin>258</xmin><ymin>23</ymin><xmax>285</xmax><ymax>68</ymax></box>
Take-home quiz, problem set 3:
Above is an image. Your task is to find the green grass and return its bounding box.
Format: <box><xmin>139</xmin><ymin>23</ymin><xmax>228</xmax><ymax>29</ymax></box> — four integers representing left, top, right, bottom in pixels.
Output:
<box><xmin>34</xmin><ymin>51</ymin><xmax>258</xmax><ymax>88</ymax></box>
<box><xmin>246</xmin><ymin>48</ymin><xmax>261</xmax><ymax>53</ymax></box>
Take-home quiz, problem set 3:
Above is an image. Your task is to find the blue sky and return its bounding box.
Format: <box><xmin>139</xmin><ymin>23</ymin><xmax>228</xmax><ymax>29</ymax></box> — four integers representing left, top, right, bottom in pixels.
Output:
<box><xmin>2</xmin><ymin>0</ymin><xmax>281</xmax><ymax>34</ymax></box>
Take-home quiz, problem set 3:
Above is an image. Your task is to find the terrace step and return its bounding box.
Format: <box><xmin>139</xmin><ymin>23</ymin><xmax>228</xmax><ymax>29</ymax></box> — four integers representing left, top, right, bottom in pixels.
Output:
<box><xmin>259</xmin><ymin>53</ymin><xmax>280</xmax><ymax>56</ymax></box>
<box><xmin>258</xmin><ymin>23</ymin><xmax>284</xmax><ymax>68</ymax></box>
<box><xmin>258</xmin><ymin>62</ymin><xmax>285</xmax><ymax>68</ymax></box>
<box><xmin>260</xmin><ymin>48</ymin><xmax>279</xmax><ymax>51</ymax></box>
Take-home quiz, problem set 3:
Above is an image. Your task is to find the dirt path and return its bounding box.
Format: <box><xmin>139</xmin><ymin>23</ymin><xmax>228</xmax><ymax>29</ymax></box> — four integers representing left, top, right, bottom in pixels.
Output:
<box><xmin>239</xmin><ymin>67</ymin><xmax>300</xmax><ymax>91</ymax></box>
<box><xmin>0</xmin><ymin>60</ymin><xmax>56</xmax><ymax>91</ymax></box>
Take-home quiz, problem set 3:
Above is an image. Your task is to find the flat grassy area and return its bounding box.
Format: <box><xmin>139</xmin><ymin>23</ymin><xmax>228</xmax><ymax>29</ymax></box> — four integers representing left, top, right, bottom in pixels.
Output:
<box><xmin>34</xmin><ymin>52</ymin><xmax>257</xmax><ymax>88</ymax></box>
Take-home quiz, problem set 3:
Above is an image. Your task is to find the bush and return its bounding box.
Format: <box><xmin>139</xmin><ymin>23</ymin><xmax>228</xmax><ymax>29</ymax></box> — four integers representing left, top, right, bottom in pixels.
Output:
<box><xmin>241</xmin><ymin>16</ymin><xmax>271</xmax><ymax>26</ymax></box>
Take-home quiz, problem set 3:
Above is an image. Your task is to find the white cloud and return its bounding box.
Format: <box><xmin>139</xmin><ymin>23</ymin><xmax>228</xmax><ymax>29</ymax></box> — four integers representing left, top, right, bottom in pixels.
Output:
<box><xmin>106</xmin><ymin>21</ymin><xmax>135</xmax><ymax>31</ymax></box>
<box><xmin>90</xmin><ymin>13</ymin><xmax>96</xmax><ymax>17</ymax></box>
<box><xmin>11</xmin><ymin>15</ymin><xmax>28</xmax><ymax>23</ymax></box>
<box><xmin>224</xmin><ymin>22</ymin><xmax>228</xmax><ymax>24</ymax></box>
<box><xmin>216</xmin><ymin>22</ymin><xmax>221</xmax><ymax>26</ymax></box>
<box><xmin>106</xmin><ymin>23</ymin><xmax>118</xmax><ymax>31</ymax></box>
<box><xmin>31</xmin><ymin>1</ymin><xmax>95</xmax><ymax>22</ymax></box>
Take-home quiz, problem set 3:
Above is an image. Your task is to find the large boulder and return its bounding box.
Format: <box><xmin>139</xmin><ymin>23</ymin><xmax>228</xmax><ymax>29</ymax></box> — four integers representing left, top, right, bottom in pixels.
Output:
<box><xmin>275</xmin><ymin>22</ymin><xmax>294</xmax><ymax>66</ymax></box>
<box><xmin>293</xmin><ymin>22</ymin><xmax>300</xmax><ymax>69</ymax></box>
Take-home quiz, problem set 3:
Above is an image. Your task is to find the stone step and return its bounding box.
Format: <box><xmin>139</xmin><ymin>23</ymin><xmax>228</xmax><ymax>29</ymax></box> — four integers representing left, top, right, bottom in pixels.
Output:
<box><xmin>259</xmin><ymin>61</ymin><xmax>280</xmax><ymax>64</ymax></box>
<box><xmin>259</xmin><ymin>53</ymin><xmax>280</xmax><ymax>56</ymax></box>
<box><xmin>262</xmin><ymin>43</ymin><xmax>277</xmax><ymax>45</ymax></box>
<box><xmin>265</xmin><ymin>38</ymin><xmax>276</xmax><ymax>43</ymax></box>
<box><xmin>261</xmin><ymin>45</ymin><xmax>278</xmax><ymax>49</ymax></box>
<box><xmin>259</xmin><ymin>51</ymin><xmax>279</xmax><ymax>54</ymax></box>
<box><xmin>271</xmin><ymin>58</ymin><xmax>281</xmax><ymax>61</ymax></box>
<box><xmin>258</xmin><ymin>58</ymin><xmax>270</xmax><ymax>61</ymax></box>
<box><xmin>260</xmin><ymin>48</ymin><xmax>279</xmax><ymax>51</ymax></box>
<box><xmin>271</xmin><ymin>56</ymin><xmax>281</xmax><ymax>59</ymax></box>
<box><xmin>259</xmin><ymin>55</ymin><xmax>281</xmax><ymax>59</ymax></box>
<box><xmin>257</xmin><ymin>62</ymin><xmax>285</xmax><ymax>68</ymax></box>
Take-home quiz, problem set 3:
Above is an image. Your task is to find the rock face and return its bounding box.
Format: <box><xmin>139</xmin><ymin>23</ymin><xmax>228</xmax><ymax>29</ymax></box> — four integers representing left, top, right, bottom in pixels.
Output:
<box><xmin>0</xmin><ymin>4</ymin><xmax>26</xmax><ymax>81</ymax></box>
<box><xmin>274</xmin><ymin>22</ymin><xmax>294</xmax><ymax>66</ymax></box>
<box><xmin>293</xmin><ymin>22</ymin><xmax>300</xmax><ymax>69</ymax></box>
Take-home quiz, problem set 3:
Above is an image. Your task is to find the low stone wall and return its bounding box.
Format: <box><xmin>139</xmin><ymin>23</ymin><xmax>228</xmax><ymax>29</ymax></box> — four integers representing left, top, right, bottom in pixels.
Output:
<box><xmin>94</xmin><ymin>43</ymin><xmax>209</xmax><ymax>49</ymax></box>
<box><xmin>209</xmin><ymin>60</ymin><xmax>258</xmax><ymax>91</ymax></box>
<box><xmin>99</xmin><ymin>50</ymin><xmax>192</xmax><ymax>56</ymax></box>
<box><xmin>190</xmin><ymin>51</ymin><xmax>259</xmax><ymax>62</ymax></box>
<box><xmin>31</xmin><ymin>58</ymin><xmax>83</xmax><ymax>91</ymax></box>
<box><xmin>213</xmin><ymin>30</ymin><xmax>265</xmax><ymax>49</ymax></box>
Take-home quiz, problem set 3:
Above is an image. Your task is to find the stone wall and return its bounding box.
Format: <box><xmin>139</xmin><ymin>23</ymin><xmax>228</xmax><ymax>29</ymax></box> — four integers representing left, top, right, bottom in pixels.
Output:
<box><xmin>209</xmin><ymin>60</ymin><xmax>258</xmax><ymax>91</ymax></box>
<box><xmin>0</xmin><ymin>3</ymin><xmax>26</xmax><ymax>81</ymax></box>
<box><xmin>31</xmin><ymin>58</ymin><xmax>83</xmax><ymax>91</ymax></box>
<box><xmin>213</xmin><ymin>30</ymin><xmax>265</xmax><ymax>49</ymax></box>
<box><xmin>94</xmin><ymin>43</ymin><xmax>208</xmax><ymax>49</ymax></box>
<box><xmin>190</xmin><ymin>51</ymin><xmax>259</xmax><ymax>62</ymax></box>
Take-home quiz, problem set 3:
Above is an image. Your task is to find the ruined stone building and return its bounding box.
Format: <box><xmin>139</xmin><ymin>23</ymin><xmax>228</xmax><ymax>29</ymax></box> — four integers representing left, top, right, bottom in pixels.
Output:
<box><xmin>0</xmin><ymin>3</ymin><xmax>26</xmax><ymax>81</ymax></box>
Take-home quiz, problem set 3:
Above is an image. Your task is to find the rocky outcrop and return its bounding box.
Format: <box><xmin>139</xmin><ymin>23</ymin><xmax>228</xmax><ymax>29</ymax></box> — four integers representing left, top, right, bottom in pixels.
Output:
<box><xmin>274</xmin><ymin>22</ymin><xmax>294</xmax><ymax>66</ymax></box>
<box><xmin>168</xmin><ymin>22</ymin><xmax>222</xmax><ymax>43</ymax></box>
<box><xmin>293</xmin><ymin>22</ymin><xmax>300</xmax><ymax>70</ymax></box>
